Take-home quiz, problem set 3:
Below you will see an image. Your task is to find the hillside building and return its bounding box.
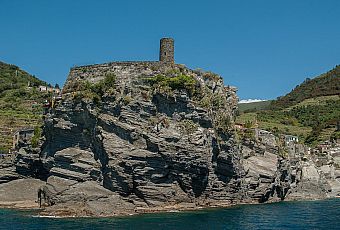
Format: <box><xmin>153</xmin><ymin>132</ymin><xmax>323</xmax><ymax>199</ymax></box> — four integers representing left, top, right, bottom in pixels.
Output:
<box><xmin>12</xmin><ymin>128</ymin><xmax>34</xmax><ymax>150</ymax></box>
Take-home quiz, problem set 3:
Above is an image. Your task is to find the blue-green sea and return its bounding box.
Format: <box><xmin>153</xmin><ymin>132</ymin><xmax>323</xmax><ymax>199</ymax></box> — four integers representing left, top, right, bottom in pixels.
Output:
<box><xmin>0</xmin><ymin>199</ymin><xmax>339</xmax><ymax>230</ymax></box>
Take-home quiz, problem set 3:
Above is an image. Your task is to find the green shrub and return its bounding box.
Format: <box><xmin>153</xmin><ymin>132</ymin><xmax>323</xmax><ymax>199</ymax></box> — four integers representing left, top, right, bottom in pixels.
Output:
<box><xmin>330</xmin><ymin>131</ymin><xmax>340</xmax><ymax>141</ymax></box>
<box><xmin>197</xmin><ymin>88</ymin><xmax>227</xmax><ymax>110</ymax></box>
<box><xmin>146</xmin><ymin>74</ymin><xmax>199</xmax><ymax>96</ymax></box>
<box><xmin>202</xmin><ymin>71</ymin><xmax>220</xmax><ymax>81</ymax></box>
<box><xmin>199</xmin><ymin>93</ymin><xmax>212</xmax><ymax>108</ymax></box>
<box><xmin>177</xmin><ymin>119</ymin><xmax>198</xmax><ymax>136</ymax></box>
<box><xmin>214</xmin><ymin>113</ymin><xmax>232</xmax><ymax>132</ymax></box>
<box><xmin>31</xmin><ymin>126</ymin><xmax>42</xmax><ymax>148</ymax></box>
<box><xmin>243</xmin><ymin>128</ymin><xmax>256</xmax><ymax>141</ymax></box>
<box><xmin>122</xmin><ymin>95</ymin><xmax>132</xmax><ymax>105</ymax></box>
<box><xmin>75</xmin><ymin>73</ymin><xmax>116</xmax><ymax>102</ymax></box>
<box><xmin>0</xmin><ymin>146</ymin><xmax>9</xmax><ymax>154</ymax></box>
<box><xmin>244</xmin><ymin>120</ymin><xmax>253</xmax><ymax>129</ymax></box>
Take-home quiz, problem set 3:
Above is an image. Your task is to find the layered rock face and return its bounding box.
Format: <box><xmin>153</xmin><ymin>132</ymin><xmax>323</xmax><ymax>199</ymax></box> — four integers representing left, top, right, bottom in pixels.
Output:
<box><xmin>1</xmin><ymin>62</ymin><xmax>338</xmax><ymax>216</ymax></box>
<box><xmin>239</xmin><ymin>133</ymin><xmax>334</xmax><ymax>203</ymax></box>
<box><xmin>38</xmin><ymin>62</ymin><xmax>243</xmax><ymax>216</ymax></box>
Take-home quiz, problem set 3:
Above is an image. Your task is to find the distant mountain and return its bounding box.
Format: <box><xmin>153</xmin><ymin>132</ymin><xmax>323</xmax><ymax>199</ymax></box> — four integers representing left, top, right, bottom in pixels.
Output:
<box><xmin>272</xmin><ymin>65</ymin><xmax>340</xmax><ymax>109</ymax></box>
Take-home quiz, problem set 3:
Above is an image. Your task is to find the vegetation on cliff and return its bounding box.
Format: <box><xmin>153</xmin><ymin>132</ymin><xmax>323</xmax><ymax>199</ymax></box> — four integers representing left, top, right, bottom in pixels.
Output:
<box><xmin>70</xmin><ymin>66</ymin><xmax>235</xmax><ymax>137</ymax></box>
<box><xmin>145</xmin><ymin>73</ymin><xmax>234</xmax><ymax>132</ymax></box>
<box><xmin>145</xmin><ymin>74</ymin><xmax>199</xmax><ymax>97</ymax></box>
<box><xmin>73</xmin><ymin>73</ymin><xmax>116</xmax><ymax>103</ymax></box>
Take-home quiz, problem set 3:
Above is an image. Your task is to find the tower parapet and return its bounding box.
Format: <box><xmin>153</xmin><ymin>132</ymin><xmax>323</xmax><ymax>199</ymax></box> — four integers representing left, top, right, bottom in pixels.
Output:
<box><xmin>159</xmin><ymin>38</ymin><xmax>174</xmax><ymax>64</ymax></box>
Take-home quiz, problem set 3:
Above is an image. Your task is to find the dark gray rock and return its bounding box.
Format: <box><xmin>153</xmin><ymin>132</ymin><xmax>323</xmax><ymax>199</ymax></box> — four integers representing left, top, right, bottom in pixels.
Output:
<box><xmin>1</xmin><ymin>62</ymin><xmax>338</xmax><ymax>217</ymax></box>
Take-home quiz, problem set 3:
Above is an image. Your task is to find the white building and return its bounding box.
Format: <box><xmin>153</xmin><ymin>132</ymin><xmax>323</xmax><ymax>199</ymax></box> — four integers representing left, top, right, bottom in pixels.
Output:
<box><xmin>285</xmin><ymin>135</ymin><xmax>299</xmax><ymax>145</ymax></box>
<box><xmin>39</xmin><ymin>85</ymin><xmax>47</xmax><ymax>92</ymax></box>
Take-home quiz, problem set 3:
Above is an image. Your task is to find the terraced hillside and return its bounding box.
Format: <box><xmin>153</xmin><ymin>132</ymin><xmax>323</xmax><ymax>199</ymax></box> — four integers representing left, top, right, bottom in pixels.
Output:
<box><xmin>0</xmin><ymin>61</ymin><xmax>50</xmax><ymax>153</ymax></box>
<box><xmin>237</xmin><ymin>65</ymin><xmax>340</xmax><ymax>146</ymax></box>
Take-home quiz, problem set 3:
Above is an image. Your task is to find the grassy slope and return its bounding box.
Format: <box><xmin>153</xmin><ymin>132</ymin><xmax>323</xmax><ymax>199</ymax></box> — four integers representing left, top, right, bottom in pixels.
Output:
<box><xmin>236</xmin><ymin>64</ymin><xmax>340</xmax><ymax>145</ymax></box>
<box><xmin>236</xmin><ymin>111</ymin><xmax>313</xmax><ymax>138</ymax></box>
<box><xmin>272</xmin><ymin>65</ymin><xmax>340</xmax><ymax>109</ymax></box>
<box><xmin>238</xmin><ymin>100</ymin><xmax>272</xmax><ymax>112</ymax></box>
<box><xmin>286</xmin><ymin>95</ymin><xmax>339</xmax><ymax>110</ymax></box>
<box><xmin>0</xmin><ymin>61</ymin><xmax>49</xmax><ymax>153</ymax></box>
<box><xmin>237</xmin><ymin>96</ymin><xmax>339</xmax><ymax>142</ymax></box>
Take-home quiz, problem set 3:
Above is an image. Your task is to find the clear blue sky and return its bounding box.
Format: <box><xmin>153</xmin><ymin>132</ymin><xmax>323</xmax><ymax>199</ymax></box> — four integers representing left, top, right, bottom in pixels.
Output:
<box><xmin>1</xmin><ymin>0</ymin><xmax>339</xmax><ymax>100</ymax></box>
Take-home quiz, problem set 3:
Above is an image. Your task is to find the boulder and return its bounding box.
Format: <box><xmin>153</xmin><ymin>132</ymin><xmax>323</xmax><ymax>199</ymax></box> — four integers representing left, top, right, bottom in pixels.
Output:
<box><xmin>0</xmin><ymin>179</ymin><xmax>45</xmax><ymax>209</ymax></box>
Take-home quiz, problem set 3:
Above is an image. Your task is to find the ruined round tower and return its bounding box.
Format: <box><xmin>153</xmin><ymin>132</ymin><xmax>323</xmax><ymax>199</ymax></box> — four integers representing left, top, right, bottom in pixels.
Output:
<box><xmin>159</xmin><ymin>38</ymin><xmax>174</xmax><ymax>64</ymax></box>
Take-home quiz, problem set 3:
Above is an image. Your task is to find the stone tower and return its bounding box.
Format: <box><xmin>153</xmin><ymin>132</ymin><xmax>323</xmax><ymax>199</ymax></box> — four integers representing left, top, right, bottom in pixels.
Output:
<box><xmin>159</xmin><ymin>38</ymin><xmax>174</xmax><ymax>64</ymax></box>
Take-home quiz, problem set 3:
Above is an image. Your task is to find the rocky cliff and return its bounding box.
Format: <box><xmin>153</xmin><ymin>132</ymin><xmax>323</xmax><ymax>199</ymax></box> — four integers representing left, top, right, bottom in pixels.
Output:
<box><xmin>0</xmin><ymin>62</ymin><xmax>339</xmax><ymax>217</ymax></box>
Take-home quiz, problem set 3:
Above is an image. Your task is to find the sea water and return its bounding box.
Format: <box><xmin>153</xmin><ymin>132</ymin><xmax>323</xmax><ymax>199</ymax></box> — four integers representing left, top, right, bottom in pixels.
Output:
<box><xmin>0</xmin><ymin>199</ymin><xmax>339</xmax><ymax>230</ymax></box>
